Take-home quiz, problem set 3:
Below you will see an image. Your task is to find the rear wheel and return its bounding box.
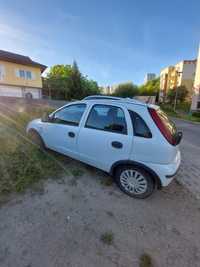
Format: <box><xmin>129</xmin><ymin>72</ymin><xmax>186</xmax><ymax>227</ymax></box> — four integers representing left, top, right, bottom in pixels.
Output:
<box><xmin>28</xmin><ymin>130</ymin><xmax>45</xmax><ymax>149</ymax></box>
<box><xmin>115</xmin><ymin>165</ymin><xmax>155</xmax><ymax>199</ymax></box>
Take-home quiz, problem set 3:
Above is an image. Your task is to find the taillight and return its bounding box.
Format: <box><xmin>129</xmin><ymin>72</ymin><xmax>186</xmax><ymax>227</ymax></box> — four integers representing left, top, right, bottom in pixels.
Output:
<box><xmin>148</xmin><ymin>107</ymin><xmax>176</xmax><ymax>145</ymax></box>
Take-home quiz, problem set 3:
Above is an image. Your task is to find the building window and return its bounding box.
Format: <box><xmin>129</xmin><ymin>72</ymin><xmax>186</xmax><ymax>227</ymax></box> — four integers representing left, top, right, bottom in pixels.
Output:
<box><xmin>0</xmin><ymin>65</ymin><xmax>5</xmax><ymax>80</ymax></box>
<box><xmin>17</xmin><ymin>69</ymin><xmax>33</xmax><ymax>80</ymax></box>
<box><xmin>26</xmin><ymin>71</ymin><xmax>32</xmax><ymax>80</ymax></box>
<box><xmin>19</xmin><ymin>70</ymin><xmax>25</xmax><ymax>78</ymax></box>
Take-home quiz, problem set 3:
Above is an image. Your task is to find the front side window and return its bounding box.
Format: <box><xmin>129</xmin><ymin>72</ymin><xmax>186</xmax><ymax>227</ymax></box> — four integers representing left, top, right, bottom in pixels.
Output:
<box><xmin>129</xmin><ymin>110</ymin><xmax>152</xmax><ymax>138</ymax></box>
<box><xmin>85</xmin><ymin>104</ymin><xmax>127</xmax><ymax>134</ymax></box>
<box><xmin>53</xmin><ymin>104</ymin><xmax>86</xmax><ymax>126</ymax></box>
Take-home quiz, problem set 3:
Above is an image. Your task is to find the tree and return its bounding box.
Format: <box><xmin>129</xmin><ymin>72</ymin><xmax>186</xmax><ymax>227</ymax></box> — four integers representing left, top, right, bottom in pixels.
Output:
<box><xmin>138</xmin><ymin>78</ymin><xmax>160</xmax><ymax>96</ymax></box>
<box><xmin>81</xmin><ymin>77</ymin><xmax>100</xmax><ymax>96</ymax></box>
<box><xmin>113</xmin><ymin>82</ymin><xmax>138</xmax><ymax>97</ymax></box>
<box><xmin>167</xmin><ymin>86</ymin><xmax>188</xmax><ymax>103</ymax></box>
<box><xmin>47</xmin><ymin>64</ymin><xmax>72</xmax><ymax>78</ymax></box>
<box><xmin>67</xmin><ymin>61</ymin><xmax>83</xmax><ymax>100</ymax></box>
<box><xmin>44</xmin><ymin>64</ymin><xmax>72</xmax><ymax>99</ymax></box>
<box><xmin>43</xmin><ymin>62</ymin><xmax>100</xmax><ymax>100</ymax></box>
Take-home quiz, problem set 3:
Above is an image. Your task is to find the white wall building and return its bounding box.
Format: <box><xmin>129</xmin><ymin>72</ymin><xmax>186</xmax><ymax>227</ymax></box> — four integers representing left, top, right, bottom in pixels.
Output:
<box><xmin>144</xmin><ymin>73</ymin><xmax>156</xmax><ymax>84</ymax></box>
<box><xmin>191</xmin><ymin>46</ymin><xmax>200</xmax><ymax>111</ymax></box>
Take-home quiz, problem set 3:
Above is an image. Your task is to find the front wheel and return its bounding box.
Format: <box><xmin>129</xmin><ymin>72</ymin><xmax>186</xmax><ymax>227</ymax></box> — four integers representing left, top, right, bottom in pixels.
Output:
<box><xmin>28</xmin><ymin>130</ymin><xmax>45</xmax><ymax>149</ymax></box>
<box><xmin>115</xmin><ymin>165</ymin><xmax>155</xmax><ymax>199</ymax></box>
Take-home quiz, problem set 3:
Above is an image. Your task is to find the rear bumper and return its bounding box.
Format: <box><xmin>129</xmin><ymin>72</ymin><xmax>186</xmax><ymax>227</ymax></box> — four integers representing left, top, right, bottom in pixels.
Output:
<box><xmin>143</xmin><ymin>150</ymin><xmax>181</xmax><ymax>187</ymax></box>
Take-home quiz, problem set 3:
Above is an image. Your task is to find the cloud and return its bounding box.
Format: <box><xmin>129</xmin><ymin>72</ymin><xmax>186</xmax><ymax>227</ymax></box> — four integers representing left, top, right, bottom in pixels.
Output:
<box><xmin>0</xmin><ymin>21</ymin><xmax>56</xmax><ymax>64</ymax></box>
<box><xmin>0</xmin><ymin>23</ymin><xmax>47</xmax><ymax>47</ymax></box>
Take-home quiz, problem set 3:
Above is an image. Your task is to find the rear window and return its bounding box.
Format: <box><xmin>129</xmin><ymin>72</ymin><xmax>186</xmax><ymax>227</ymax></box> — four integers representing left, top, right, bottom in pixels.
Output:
<box><xmin>128</xmin><ymin>110</ymin><xmax>152</xmax><ymax>138</ymax></box>
<box><xmin>156</xmin><ymin>109</ymin><xmax>177</xmax><ymax>136</ymax></box>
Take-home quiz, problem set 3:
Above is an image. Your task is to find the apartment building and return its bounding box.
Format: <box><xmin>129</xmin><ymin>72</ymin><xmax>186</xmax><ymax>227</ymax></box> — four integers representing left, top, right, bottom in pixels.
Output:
<box><xmin>0</xmin><ymin>50</ymin><xmax>47</xmax><ymax>99</ymax></box>
<box><xmin>160</xmin><ymin>60</ymin><xmax>196</xmax><ymax>100</ymax></box>
<box><xmin>191</xmin><ymin>47</ymin><xmax>200</xmax><ymax>111</ymax></box>
<box><xmin>144</xmin><ymin>73</ymin><xmax>156</xmax><ymax>84</ymax></box>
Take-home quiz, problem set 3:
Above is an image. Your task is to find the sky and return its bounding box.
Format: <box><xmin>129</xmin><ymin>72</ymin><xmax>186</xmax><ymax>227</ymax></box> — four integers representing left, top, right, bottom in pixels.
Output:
<box><xmin>0</xmin><ymin>0</ymin><xmax>200</xmax><ymax>86</ymax></box>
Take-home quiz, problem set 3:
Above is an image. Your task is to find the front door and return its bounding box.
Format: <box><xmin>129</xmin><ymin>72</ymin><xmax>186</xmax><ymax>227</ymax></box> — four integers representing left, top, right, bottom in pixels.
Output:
<box><xmin>77</xmin><ymin>104</ymin><xmax>133</xmax><ymax>172</ymax></box>
<box><xmin>42</xmin><ymin>103</ymin><xmax>86</xmax><ymax>158</ymax></box>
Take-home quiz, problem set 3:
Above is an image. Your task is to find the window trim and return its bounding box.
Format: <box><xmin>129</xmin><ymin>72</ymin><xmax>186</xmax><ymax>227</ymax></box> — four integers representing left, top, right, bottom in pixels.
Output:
<box><xmin>85</xmin><ymin>104</ymin><xmax>128</xmax><ymax>135</ymax></box>
<box><xmin>52</xmin><ymin>103</ymin><xmax>87</xmax><ymax>127</ymax></box>
<box><xmin>128</xmin><ymin>110</ymin><xmax>152</xmax><ymax>138</ymax></box>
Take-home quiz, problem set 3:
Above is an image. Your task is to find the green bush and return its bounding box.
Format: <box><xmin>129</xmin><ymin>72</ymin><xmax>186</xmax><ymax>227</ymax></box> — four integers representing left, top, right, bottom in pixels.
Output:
<box><xmin>192</xmin><ymin>111</ymin><xmax>200</xmax><ymax>118</ymax></box>
<box><xmin>167</xmin><ymin>86</ymin><xmax>188</xmax><ymax>103</ymax></box>
<box><xmin>139</xmin><ymin>78</ymin><xmax>160</xmax><ymax>96</ymax></box>
<box><xmin>112</xmin><ymin>82</ymin><xmax>138</xmax><ymax>97</ymax></box>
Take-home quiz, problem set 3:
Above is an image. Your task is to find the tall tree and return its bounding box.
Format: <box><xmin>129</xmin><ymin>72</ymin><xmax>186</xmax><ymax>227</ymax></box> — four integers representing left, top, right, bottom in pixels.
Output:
<box><xmin>68</xmin><ymin>61</ymin><xmax>83</xmax><ymax>99</ymax></box>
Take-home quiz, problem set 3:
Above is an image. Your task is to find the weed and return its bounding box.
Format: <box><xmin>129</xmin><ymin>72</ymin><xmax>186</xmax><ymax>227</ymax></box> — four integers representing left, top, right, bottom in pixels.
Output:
<box><xmin>175</xmin><ymin>179</ymin><xmax>182</xmax><ymax>186</ymax></box>
<box><xmin>100</xmin><ymin>231</ymin><xmax>114</xmax><ymax>245</ymax></box>
<box><xmin>139</xmin><ymin>253</ymin><xmax>153</xmax><ymax>267</ymax></box>
<box><xmin>71</xmin><ymin>168</ymin><xmax>84</xmax><ymax>177</ymax></box>
<box><xmin>100</xmin><ymin>177</ymin><xmax>113</xmax><ymax>186</ymax></box>
<box><xmin>0</xmin><ymin>108</ymin><xmax>63</xmax><ymax>196</ymax></box>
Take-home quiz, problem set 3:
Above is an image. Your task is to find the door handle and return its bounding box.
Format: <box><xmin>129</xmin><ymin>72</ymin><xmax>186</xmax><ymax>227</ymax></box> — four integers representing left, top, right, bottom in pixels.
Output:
<box><xmin>68</xmin><ymin>131</ymin><xmax>75</xmax><ymax>138</ymax></box>
<box><xmin>111</xmin><ymin>141</ymin><xmax>123</xmax><ymax>149</ymax></box>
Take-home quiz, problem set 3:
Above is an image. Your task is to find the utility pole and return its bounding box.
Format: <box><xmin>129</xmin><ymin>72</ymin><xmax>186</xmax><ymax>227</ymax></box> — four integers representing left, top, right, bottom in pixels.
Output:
<box><xmin>173</xmin><ymin>70</ymin><xmax>182</xmax><ymax>112</ymax></box>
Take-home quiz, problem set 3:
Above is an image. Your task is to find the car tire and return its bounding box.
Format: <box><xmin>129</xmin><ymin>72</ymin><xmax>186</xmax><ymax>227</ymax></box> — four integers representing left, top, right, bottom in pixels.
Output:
<box><xmin>28</xmin><ymin>130</ymin><xmax>45</xmax><ymax>149</ymax></box>
<box><xmin>115</xmin><ymin>165</ymin><xmax>155</xmax><ymax>199</ymax></box>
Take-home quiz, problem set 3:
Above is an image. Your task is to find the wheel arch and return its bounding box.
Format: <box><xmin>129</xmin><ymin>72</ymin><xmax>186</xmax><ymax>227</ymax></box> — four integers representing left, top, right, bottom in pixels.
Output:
<box><xmin>27</xmin><ymin>127</ymin><xmax>40</xmax><ymax>136</ymax></box>
<box><xmin>110</xmin><ymin>160</ymin><xmax>162</xmax><ymax>189</ymax></box>
<box><xmin>27</xmin><ymin>128</ymin><xmax>46</xmax><ymax>147</ymax></box>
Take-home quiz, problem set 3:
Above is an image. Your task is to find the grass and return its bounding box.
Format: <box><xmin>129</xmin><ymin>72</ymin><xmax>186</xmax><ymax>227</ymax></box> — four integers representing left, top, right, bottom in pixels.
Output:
<box><xmin>139</xmin><ymin>253</ymin><xmax>153</xmax><ymax>267</ymax></box>
<box><xmin>100</xmin><ymin>231</ymin><xmax>114</xmax><ymax>245</ymax></box>
<box><xmin>71</xmin><ymin>168</ymin><xmax>84</xmax><ymax>177</ymax></box>
<box><xmin>160</xmin><ymin>103</ymin><xmax>200</xmax><ymax>123</ymax></box>
<box><xmin>0</xmin><ymin>104</ymin><xmax>66</xmax><ymax>196</ymax></box>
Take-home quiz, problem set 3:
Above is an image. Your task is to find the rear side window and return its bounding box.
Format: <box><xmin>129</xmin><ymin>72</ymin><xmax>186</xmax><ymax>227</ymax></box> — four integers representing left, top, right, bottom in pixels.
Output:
<box><xmin>129</xmin><ymin>110</ymin><xmax>152</xmax><ymax>138</ymax></box>
<box><xmin>85</xmin><ymin>104</ymin><xmax>127</xmax><ymax>134</ymax></box>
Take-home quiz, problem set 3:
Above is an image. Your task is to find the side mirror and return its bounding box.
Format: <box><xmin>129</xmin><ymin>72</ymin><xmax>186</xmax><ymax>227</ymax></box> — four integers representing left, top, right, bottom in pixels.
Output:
<box><xmin>41</xmin><ymin>112</ymin><xmax>51</xmax><ymax>122</ymax></box>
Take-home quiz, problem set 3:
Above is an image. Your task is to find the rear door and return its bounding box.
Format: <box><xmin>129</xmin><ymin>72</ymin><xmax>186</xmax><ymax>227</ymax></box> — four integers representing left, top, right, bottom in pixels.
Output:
<box><xmin>77</xmin><ymin>104</ymin><xmax>133</xmax><ymax>172</ymax></box>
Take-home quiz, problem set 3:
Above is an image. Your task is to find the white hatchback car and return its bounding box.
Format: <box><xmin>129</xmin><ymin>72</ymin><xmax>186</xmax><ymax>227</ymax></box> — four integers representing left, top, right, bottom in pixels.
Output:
<box><xmin>27</xmin><ymin>96</ymin><xmax>182</xmax><ymax>198</ymax></box>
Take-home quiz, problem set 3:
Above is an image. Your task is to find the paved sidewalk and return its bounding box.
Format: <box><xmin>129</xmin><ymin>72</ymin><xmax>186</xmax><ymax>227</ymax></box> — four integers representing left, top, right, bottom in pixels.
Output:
<box><xmin>176</xmin><ymin>153</ymin><xmax>200</xmax><ymax>200</ymax></box>
<box><xmin>173</xmin><ymin>118</ymin><xmax>200</xmax><ymax>199</ymax></box>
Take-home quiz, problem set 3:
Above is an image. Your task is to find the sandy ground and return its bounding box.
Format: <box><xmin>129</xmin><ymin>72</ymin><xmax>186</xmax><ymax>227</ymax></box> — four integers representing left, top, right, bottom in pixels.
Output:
<box><xmin>0</xmin><ymin>161</ymin><xmax>200</xmax><ymax>267</ymax></box>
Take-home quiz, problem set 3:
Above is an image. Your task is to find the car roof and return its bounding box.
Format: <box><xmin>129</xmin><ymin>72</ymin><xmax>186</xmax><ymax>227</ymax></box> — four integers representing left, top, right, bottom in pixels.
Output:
<box><xmin>82</xmin><ymin>95</ymin><xmax>159</xmax><ymax>109</ymax></box>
